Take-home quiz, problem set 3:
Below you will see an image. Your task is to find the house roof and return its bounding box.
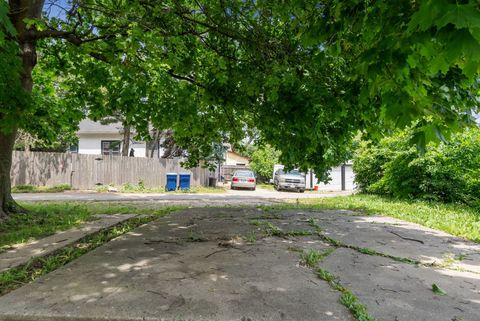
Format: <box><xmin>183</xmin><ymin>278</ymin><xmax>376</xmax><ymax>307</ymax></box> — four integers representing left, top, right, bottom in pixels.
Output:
<box><xmin>78</xmin><ymin>119</ymin><xmax>123</xmax><ymax>134</ymax></box>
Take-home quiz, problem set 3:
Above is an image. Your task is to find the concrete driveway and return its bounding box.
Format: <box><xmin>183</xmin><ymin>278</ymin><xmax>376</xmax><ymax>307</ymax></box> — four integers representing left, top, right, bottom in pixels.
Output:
<box><xmin>0</xmin><ymin>207</ymin><xmax>479</xmax><ymax>321</ymax></box>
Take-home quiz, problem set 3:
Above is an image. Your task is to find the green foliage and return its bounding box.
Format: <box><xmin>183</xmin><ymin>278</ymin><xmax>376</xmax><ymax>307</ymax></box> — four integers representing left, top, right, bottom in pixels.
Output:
<box><xmin>2</xmin><ymin>0</ymin><xmax>480</xmax><ymax>185</ymax></box>
<box><xmin>249</xmin><ymin>145</ymin><xmax>280</xmax><ymax>182</ymax></box>
<box><xmin>353</xmin><ymin>127</ymin><xmax>480</xmax><ymax>207</ymax></box>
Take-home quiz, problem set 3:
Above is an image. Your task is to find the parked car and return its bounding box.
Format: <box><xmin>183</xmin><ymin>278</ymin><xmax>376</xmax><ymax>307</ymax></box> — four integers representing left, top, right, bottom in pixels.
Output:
<box><xmin>231</xmin><ymin>170</ymin><xmax>256</xmax><ymax>190</ymax></box>
<box><xmin>273</xmin><ymin>168</ymin><xmax>305</xmax><ymax>192</ymax></box>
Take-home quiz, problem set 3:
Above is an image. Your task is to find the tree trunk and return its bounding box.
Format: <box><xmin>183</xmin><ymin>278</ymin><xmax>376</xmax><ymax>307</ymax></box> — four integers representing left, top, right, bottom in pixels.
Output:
<box><xmin>148</xmin><ymin>129</ymin><xmax>162</xmax><ymax>158</ymax></box>
<box><xmin>121</xmin><ymin>124</ymin><xmax>131</xmax><ymax>157</ymax></box>
<box><xmin>0</xmin><ymin>0</ymin><xmax>45</xmax><ymax>220</ymax></box>
<box><xmin>0</xmin><ymin>128</ymin><xmax>23</xmax><ymax>219</ymax></box>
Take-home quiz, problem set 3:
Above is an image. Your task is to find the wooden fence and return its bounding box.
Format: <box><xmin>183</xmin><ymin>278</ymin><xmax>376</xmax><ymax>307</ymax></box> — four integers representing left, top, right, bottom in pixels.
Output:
<box><xmin>10</xmin><ymin>151</ymin><xmax>211</xmax><ymax>189</ymax></box>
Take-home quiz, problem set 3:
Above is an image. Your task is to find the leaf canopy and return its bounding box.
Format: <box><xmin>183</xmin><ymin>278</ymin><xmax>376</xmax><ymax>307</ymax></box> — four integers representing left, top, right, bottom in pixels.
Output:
<box><xmin>1</xmin><ymin>0</ymin><xmax>479</xmax><ymax>180</ymax></box>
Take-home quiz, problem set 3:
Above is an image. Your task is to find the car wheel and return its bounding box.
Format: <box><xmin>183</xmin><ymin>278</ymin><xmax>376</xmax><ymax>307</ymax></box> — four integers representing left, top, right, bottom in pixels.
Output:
<box><xmin>252</xmin><ymin>187</ymin><xmax>256</xmax><ymax>191</ymax></box>
<box><xmin>299</xmin><ymin>189</ymin><xmax>305</xmax><ymax>193</ymax></box>
<box><xmin>231</xmin><ymin>186</ymin><xmax>235</xmax><ymax>190</ymax></box>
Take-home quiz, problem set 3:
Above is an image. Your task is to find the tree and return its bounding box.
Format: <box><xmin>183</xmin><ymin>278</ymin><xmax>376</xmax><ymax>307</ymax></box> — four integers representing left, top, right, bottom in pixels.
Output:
<box><xmin>249</xmin><ymin>145</ymin><xmax>280</xmax><ymax>182</ymax></box>
<box><xmin>1</xmin><ymin>1</ymin><xmax>480</xmax><ymax>219</ymax></box>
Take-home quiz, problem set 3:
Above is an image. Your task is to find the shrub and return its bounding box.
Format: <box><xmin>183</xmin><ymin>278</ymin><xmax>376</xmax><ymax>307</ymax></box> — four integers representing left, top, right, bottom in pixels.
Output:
<box><xmin>353</xmin><ymin>127</ymin><xmax>480</xmax><ymax>207</ymax></box>
<box><xmin>249</xmin><ymin>145</ymin><xmax>281</xmax><ymax>182</ymax></box>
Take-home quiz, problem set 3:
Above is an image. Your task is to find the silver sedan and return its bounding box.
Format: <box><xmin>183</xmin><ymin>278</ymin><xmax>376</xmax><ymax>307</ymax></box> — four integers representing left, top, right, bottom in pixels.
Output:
<box><xmin>231</xmin><ymin>170</ymin><xmax>256</xmax><ymax>191</ymax></box>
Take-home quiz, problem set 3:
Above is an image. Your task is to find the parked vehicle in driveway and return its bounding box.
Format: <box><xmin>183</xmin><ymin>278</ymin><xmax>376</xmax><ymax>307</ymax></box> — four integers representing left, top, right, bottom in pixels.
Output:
<box><xmin>273</xmin><ymin>168</ymin><xmax>305</xmax><ymax>192</ymax></box>
<box><xmin>231</xmin><ymin>170</ymin><xmax>256</xmax><ymax>191</ymax></box>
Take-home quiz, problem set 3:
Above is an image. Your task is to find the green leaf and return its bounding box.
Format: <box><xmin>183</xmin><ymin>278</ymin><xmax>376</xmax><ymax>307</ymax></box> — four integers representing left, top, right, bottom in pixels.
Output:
<box><xmin>435</xmin><ymin>4</ymin><xmax>480</xmax><ymax>31</ymax></box>
<box><xmin>432</xmin><ymin>283</ymin><xmax>447</xmax><ymax>296</ymax></box>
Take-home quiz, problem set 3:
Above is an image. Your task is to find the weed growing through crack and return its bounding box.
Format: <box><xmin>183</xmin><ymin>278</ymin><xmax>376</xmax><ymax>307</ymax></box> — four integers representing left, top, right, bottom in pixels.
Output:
<box><xmin>300</xmin><ymin>248</ymin><xmax>334</xmax><ymax>267</ymax></box>
<box><xmin>317</xmin><ymin>268</ymin><xmax>376</xmax><ymax>321</ymax></box>
<box><xmin>263</xmin><ymin>222</ymin><xmax>284</xmax><ymax>237</ymax></box>
<box><xmin>340</xmin><ymin>292</ymin><xmax>376</xmax><ymax>321</ymax></box>
<box><xmin>187</xmin><ymin>231</ymin><xmax>208</xmax><ymax>242</ymax></box>
<box><xmin>245</xmin><ymin>231</ymin><xmax>257</xmax><ymax>243</ymax></box>
<box><xmin>285</xmin><ymin>230</ymin><xmax>313</xmax><ymax>237</ymax></box>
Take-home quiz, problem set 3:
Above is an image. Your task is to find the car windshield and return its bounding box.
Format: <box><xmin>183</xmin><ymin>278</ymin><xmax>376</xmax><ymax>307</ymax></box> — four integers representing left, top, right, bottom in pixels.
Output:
<box><xmin>277</xmin><ymin>169</ymin><xmax>302</xmax><ymax>176</ymax></box>
<box><xmin>234</xmin><ymin>171</ymin><xmax>254</xmax><ymax>177</ymax></box>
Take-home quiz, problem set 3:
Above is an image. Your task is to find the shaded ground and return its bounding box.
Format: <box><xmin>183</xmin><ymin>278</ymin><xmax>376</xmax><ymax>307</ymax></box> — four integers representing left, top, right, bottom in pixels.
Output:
<box><xmin>0</xmin><ymin>207</ymin><xmax>479</xmax><ymax>321</ymax></box>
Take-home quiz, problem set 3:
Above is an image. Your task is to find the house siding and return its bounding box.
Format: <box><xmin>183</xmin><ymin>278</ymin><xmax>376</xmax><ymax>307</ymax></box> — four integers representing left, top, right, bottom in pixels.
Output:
<box><xmin>78</xmin><ymin>134</ymin><xmax>147</xmax><ymax>157</ymax></box>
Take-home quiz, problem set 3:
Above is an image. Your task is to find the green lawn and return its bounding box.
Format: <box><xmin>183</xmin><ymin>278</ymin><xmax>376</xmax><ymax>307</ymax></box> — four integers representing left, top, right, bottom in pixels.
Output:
<box><xmin>0</xmin><ymin>202</ymin><xmax>185</xmax><ymax>252</ymax></box>
<box><xmin>290</xmin><ymin>194</ymin><xmax>480</xmax><ymax>243</ymax></box>
<box><xmin>1</xmin><ymin>194</ymin><xmax>479</xmax><ymax>253</ymax></box>
<box><xmin>256</xmin><ymin>183</ymin><xmax>275</xmax><ymax>190</ymax></box>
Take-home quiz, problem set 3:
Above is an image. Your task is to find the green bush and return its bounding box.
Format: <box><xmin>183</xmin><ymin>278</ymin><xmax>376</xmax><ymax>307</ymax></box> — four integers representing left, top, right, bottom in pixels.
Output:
<box><xmin>249</xmin><ymin>145</ymin><xmax>280</xmax><ymax>182</ymax></box>
<box><xmin>353</xmin><ymin>128</ymin><xmax>480</xmax><ymax>207</ymax></box>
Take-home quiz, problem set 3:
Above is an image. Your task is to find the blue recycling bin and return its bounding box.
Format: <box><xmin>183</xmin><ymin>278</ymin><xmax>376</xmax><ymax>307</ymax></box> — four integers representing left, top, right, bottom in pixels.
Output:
<box><xmin>178</xmin><ymin>173</ymin><xmax>191</xmax><ymax>190</ymax></box>
<box><xmin>166</xmin><ymin>173</ymin><xmax>178</xmax><ymax>191</ymax></box>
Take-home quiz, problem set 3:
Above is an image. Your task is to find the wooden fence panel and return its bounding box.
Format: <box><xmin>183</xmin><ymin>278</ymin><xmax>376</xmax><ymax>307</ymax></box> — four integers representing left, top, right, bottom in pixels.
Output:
<box><xmin>11</xmin><ymin>151</ymin><xmax>211</xmax><ymax>189</ymax></box>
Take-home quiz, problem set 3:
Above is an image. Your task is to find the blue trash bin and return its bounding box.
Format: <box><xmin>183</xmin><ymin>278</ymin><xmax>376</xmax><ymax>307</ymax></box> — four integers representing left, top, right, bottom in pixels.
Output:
<box><xmin>178</xmin><ymin>173</ymin><xmax>191</xmax><ymax>190</ymax></box>
<box><xmin>166</xmin><ymin>173</ymin><xmax>178</xmax><ymax>191</ymax></box>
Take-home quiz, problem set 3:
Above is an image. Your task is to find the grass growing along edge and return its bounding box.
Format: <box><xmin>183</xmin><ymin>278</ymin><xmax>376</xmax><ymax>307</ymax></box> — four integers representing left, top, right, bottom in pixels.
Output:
<box><xmin>11</xmin><ymin>184</ymin><xmax>72</xmax><ymax>193</ymax></box>
<box><xmin>0</xmin><ymin>202</ymin><xmax>186</xmax><ymax>253</ymax></box>
<box><xmin>0</xmin><ymin>214</ymin><xmax>175</xmax><ymax>296</ymax></box>
<box><xmin>290</xmin><ymin>194</ymin><xmax>480</xmax><ymax>243</ymax></box>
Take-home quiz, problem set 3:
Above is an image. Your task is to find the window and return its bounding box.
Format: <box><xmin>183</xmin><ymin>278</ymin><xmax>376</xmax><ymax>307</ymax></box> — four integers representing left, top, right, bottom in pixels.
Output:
<box><xmin>69</xmin><ymin>144</ymin><xmax>78</xmax><ymax>153</ymax></box>
<box><xmin>101</xmin><ymin>140</ymin><xmax>121</xmax><ymax>156</ymax></box>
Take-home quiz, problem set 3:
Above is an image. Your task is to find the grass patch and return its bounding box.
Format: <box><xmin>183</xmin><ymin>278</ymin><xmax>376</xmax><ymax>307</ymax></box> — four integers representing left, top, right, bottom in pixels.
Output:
<box><xmin>12</xmin><ymin>184</ymin><xmax>71</xmax><ymax>193</ymax></box>
<box><xmin>0</xmin><ymin>214</ymin><xmax>171</xmax><ymax>296</ymax></box>
<box><xmin>257</xmin><ymin>183</ymin><xmax>275</xmax><ymax>191</ymax></box>
<box><xmin>286</xmin><ymin>194</ymin><xmax>480</xmax><ymax>243</ymax></box>
<box><xmin>0</xmin><ymin>202</ymin><xmax>186</xmax><ymax>253</ymax></box>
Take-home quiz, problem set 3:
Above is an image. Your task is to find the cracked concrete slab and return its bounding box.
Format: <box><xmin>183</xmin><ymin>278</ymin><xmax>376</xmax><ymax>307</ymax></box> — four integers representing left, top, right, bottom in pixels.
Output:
<box><xmin>0</xmin><ymin>208</ymin><xmax>353</xmax><ymax>321</ymax></box>
<box><xmin>0</xmin><ymin>214</ymin><xmax>136</xmax><ymax>273</ymax></box>
<box><xmin>320</xmin><ymin>248</ymin><xmax>480</xmax><ymax>321</ymax></box>
<box><xmin>317</xmin><ymin>215</ymin><xmax>480</xmax><ymax>267</ymax></box>
<box><xmin>0</xmin><ymin>207</ymin><xmax>479</xmax><ymax>321</ymax></box>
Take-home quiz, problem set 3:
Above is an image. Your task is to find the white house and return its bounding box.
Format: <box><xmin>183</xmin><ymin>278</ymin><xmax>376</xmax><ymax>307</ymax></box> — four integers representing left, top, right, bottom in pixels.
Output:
<box><xmin>224</xmin><ymin>150</ymin><xmax>250</xmax><ymax>166</ymax></box>
<box><xmin>73</xmin><ymin>119</ymin><xmax>155</xmax><ymax>157</ymax></box>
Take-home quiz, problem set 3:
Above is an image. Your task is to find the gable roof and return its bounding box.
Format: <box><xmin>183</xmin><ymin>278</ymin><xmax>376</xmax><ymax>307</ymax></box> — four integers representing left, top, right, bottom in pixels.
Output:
<box><xmin>78</xmin><ymin>119</ymin><xmax>122</xmax><ymax>134</ymax></box>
